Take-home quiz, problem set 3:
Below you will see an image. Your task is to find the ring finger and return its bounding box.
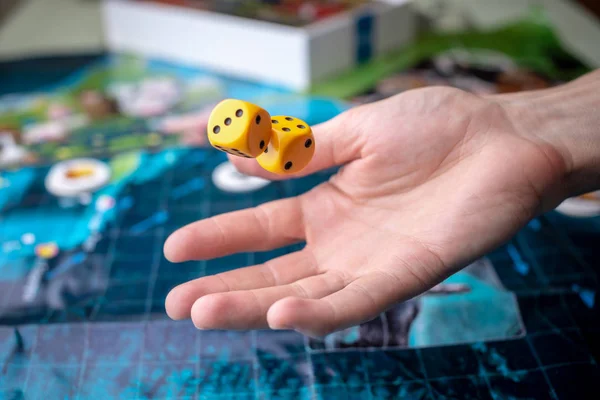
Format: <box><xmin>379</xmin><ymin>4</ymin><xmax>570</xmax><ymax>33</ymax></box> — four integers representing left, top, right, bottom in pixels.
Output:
<box><xmin>190</xmin><ymin>270</ymin><xmax>347</xmax><ymax>330</ymax></box>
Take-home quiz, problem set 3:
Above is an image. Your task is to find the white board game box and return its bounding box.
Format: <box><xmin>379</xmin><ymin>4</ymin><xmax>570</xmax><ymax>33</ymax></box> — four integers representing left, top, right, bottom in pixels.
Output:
<box><xmin>102</xmin><ymin>0</ymin><xmax>416</xmax><ymax>90</ymax></box>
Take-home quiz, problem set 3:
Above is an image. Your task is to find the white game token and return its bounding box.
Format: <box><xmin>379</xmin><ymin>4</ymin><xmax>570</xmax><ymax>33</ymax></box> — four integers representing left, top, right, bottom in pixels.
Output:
<box><xmin>555</xmin><ymin>193</ymin><xmax>600</xmax><ymax>218</ymax></box>
<box><xmin>212</xmin><ymin>161</ymin><xmax>270</xmax><ymax>193</ymax></box>
<box><xmin>45</xmin><ymin>158</ymin><xmax>111</xmax><ymax>198</ymax></box>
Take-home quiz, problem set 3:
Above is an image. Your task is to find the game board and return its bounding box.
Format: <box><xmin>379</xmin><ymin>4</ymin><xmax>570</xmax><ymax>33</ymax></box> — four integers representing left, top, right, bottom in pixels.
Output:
<box><xmin>1</xmin><ymin>15</ymin><xmax>599</xmax><ymax>400</ymax></box>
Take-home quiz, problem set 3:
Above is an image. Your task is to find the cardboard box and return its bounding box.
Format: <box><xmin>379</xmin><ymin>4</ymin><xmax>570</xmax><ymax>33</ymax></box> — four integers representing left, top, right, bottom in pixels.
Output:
<box><xmin>102</xmin><ymin>0</ymin><xmax>416</xmax><ymax>90</ymax></box>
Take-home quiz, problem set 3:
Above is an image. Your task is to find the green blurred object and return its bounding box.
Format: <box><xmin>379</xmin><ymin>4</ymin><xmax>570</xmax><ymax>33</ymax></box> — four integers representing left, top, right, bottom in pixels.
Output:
<box><xmin>310</xmin><ymin>9</ymin><xmax>591</xmax><ymax>99</ymax></box>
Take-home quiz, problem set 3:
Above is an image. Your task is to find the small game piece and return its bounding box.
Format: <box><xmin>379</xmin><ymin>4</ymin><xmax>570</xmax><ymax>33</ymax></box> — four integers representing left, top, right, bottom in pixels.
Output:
<box><xmin>212</xmin><ymin>161</ymin><xmax>270</xmax><ymax>193</ymax></box>
<box><xmin>256</xmin><ymin>115</ymin><xmax>315</xmax><ymax>174</ymax></box>
<box><xmin>207</xmin><ymin>99</ymin><xmax>272</xmax><ymax>158</ymax></box>
<box><xmin>555</xmin><ymin>190</ymin><xmax>600</xmax><ymax>217</ymax></box>
<box><xmin>35</xmin><ymin>242</ymin><xmax>59</xmax><ymax>259</ymax></box>
<box><xmin>21</xmin><ymin>233</ymin><xmax>35</xmax><ymax>245</ymax></box>
<box><xmin>45</xmin><ymin>158</ymin><xmax>111</xmax><ymax>198</ymax></box>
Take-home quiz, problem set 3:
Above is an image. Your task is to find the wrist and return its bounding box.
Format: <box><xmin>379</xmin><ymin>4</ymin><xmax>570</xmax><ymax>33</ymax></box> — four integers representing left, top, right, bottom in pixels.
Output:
<box><xmin>503</xmin><ymin>69</ymin><xmax>600</xmax><ymax>199</ymax></box>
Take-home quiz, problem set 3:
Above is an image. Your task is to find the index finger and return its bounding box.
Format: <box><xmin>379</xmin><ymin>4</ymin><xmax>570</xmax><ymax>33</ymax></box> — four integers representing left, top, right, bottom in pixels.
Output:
<box><xmin>163</xmin><ymin>196</ymin><xmax>305</xmax><ymax>262</ymax></box>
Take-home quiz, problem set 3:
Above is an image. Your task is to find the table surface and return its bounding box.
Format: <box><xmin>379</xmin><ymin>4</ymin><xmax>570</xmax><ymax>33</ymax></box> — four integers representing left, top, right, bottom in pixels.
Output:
<box><xmin>1</xmin><ymin>22</ymin><xmax>599</xmax><ymax>400</ymax></box>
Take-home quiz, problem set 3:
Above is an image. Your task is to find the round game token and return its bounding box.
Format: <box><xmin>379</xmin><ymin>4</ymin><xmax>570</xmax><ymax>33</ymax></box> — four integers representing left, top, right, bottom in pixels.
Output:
<box><xmin>555</xmin><ymin>191</ymin><xmax>600</xmax><ymax>218</ymax></box>
<box><xmin>45</xmin><ymin>158</ymin><xmax>111</xmax><ymax>198</ymax></box>
<box><xmin>212</xmin><ymin>161</ymin><xmax>270</xmax><ymax>193</ymax></box>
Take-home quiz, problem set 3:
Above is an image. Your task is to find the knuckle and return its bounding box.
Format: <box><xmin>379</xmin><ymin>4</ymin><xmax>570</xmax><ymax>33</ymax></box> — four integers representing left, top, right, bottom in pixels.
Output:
<box><xmin>253</xmin><ymin>205</ymin><xmax>274</xmax><ymax>242</ymax></box>
<box><xmin>290</xmin><ymin>281</ymin><xmax>310</xmax><ymax>299</ymax></box>
<box><xmin>259</xmin><ymin>260</ymin><xmax>279</xmax><ymax>286</ymax></box>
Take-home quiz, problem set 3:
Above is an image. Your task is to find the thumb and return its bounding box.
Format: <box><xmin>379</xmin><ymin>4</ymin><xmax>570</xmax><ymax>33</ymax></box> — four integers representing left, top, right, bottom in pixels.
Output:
<box><xmin>228</xmin><ymin>107</ymin><xmax>367</xmax><ymax>180</ymax></box>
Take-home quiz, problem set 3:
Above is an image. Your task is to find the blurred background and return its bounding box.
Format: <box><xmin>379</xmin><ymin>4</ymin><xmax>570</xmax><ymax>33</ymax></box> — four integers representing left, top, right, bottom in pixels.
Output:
<box><xmin>0</xmin><ymin>0</ymin><xmax>599</xmax><ymax>74</ymax></box>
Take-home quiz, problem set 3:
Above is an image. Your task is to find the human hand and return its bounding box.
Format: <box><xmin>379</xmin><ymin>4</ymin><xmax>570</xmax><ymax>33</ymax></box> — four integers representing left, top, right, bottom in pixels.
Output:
<box><xmin>163</xmin><ymin>72</ymin><xmax>599</xmax><ymax>338</ymax></box>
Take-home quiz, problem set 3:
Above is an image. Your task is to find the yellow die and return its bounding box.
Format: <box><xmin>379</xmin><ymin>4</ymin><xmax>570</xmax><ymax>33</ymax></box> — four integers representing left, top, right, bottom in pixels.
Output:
<box><xmin>256</xmin><ymin>115</ymin><xmax>315</xmax><ymax>174</ymax></box>
<box><xmin>207</xmin><ymin>99</ymin><xmax>272</xmax><ymax>158</ymax></box>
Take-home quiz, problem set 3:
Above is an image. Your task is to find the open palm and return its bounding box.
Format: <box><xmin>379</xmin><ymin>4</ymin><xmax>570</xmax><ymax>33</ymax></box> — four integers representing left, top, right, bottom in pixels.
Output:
<box><xmin>163</xmin><ymin>87</ymin><xmax>566</xmax><ymax>337</ymax></box>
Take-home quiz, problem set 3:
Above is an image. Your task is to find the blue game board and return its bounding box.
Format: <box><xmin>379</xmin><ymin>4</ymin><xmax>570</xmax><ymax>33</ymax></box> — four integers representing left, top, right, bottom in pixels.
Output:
<box><xmin>0</xmin><ymin>49</ymin><xmax>599</xmax><ymax>400</ymax></box>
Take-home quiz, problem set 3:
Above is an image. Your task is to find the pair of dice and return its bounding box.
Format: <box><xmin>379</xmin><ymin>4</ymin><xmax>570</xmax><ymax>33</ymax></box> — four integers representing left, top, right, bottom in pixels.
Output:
<box><xmin>207</xmin><ymin>99</ymin><xmax>315</xmax><ymax>175</ymax></box>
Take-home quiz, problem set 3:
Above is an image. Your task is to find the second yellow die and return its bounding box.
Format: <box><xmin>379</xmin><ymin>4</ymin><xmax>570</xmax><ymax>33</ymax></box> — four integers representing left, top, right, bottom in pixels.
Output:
<box><xmin>256</xmin><ymin>115</ymin><xmax>315</xmax><ymax>174</ymax></box>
